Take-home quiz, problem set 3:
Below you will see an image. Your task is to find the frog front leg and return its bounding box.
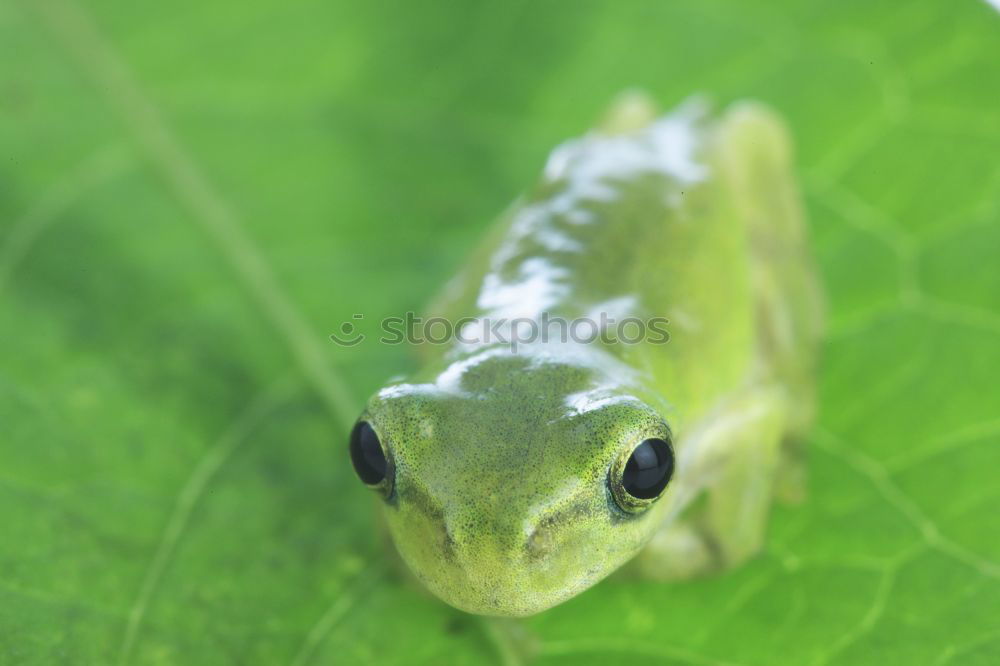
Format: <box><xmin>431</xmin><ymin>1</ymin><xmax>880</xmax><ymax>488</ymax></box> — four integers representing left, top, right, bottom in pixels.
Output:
<box><xmin>633</xmin><ymin>385</ymin><xmax>788</xmax><ymax>580</ymax></box>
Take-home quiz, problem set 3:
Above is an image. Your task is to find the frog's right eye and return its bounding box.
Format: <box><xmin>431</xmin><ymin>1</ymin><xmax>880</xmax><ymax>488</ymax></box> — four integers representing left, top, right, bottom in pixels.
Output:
<box><xmin>622</xmin><ymin>437</ymin><xmax>674</xmax><ymax>500</ymax></box>
<box><xmin>609</xmin><ymin>434</ymin><xmax>675</xmax><ymax>513</ymax></box>
<box><xmin>349</xmin><ymin>420</ymin><xmax>393</xmax><ymax>495</ymax></box>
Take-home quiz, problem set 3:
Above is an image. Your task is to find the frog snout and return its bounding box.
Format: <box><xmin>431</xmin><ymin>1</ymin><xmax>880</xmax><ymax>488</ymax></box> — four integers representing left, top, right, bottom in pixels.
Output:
<box><xmin>385</xmin><ymin>498</ymin><xmax>611</xmax><ymax>616</ymax></box>
<box><xmin>442</xmin><ymin>513</ymin><xmax>532</xmax><ymax>563</ymax></box>
<box><xmin>435</xmin><ymin>512</ymin><xmax>600</xmax><ymax>616</ymax></box>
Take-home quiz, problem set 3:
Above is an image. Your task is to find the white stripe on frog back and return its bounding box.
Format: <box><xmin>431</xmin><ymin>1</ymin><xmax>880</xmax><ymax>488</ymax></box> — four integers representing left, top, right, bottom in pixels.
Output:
<box><xmin>543</xmin><ymin>102</ymin><xmax>709</xmax><ymax>220</ymax></box>
<box><xmin>471</xmin><ymin>103</ymin><xmax>709</xmax><ymax>336</ymax></box>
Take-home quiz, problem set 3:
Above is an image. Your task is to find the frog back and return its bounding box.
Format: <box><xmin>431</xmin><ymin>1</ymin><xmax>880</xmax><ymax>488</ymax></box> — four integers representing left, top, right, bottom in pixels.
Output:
<box><xmin>426</xmin><ymin>97</ymin><xmax>763</xmax><ymax>429</ymax></box>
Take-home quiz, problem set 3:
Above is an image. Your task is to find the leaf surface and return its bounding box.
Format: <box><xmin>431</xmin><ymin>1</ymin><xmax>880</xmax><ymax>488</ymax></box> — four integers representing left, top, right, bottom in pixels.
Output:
<box><xmin>1</xmin><ymin>0</ymin><xmax>998</xmax><ymax>664</ymax></box>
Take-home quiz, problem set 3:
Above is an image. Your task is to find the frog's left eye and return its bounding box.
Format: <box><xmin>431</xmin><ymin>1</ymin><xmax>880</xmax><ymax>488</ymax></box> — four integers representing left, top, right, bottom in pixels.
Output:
<box><xmin>610</xmin><ymin>436</ymin><xmax>675</xmax><ymax>512</ymax></box>
<box><xmin>349</xmin><ymin>420</ymin><xmax>394</xmax><ymax>496</ymax></box>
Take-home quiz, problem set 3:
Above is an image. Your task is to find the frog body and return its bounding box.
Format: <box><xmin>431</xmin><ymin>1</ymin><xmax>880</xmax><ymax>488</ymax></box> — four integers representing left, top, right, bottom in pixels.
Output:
<box><xmin>349</xmin><ymin>94</ymin><xmax>824</xmax><ymax>616</ymax></box>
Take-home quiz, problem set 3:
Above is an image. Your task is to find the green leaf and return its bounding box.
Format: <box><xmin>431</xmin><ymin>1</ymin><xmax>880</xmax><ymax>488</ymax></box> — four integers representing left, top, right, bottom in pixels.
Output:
<box><xmin>2</xmin><ymin>0</ymin><xmax>998</xmax><ymax>664</ymax></box>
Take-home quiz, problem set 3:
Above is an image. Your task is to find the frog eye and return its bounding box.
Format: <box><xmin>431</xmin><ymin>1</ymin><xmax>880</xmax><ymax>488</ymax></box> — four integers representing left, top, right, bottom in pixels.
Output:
<box><xmin>610</xmin><ymin>436</ymin><xmax>674</xmax><ymax>512</ymax></box>
<box><xmin>349</xmin><ymin>420</ymin><xmax>393</xmax><ymax>495</ymax></box>
<box><xmin>623</xmin><ymin>438</ymin><xmax>674</xmax><ymax>498</ymax></box>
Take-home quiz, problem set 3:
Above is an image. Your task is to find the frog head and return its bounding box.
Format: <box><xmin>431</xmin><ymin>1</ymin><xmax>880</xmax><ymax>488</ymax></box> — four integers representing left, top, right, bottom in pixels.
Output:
<box><xmin>348</xmin><ymin>348</ymin><xmax>677</xmax><ymax>616</ymax></box>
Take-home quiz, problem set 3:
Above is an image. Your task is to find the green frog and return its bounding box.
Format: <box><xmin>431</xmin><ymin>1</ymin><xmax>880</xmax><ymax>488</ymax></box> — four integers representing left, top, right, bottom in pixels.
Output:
<box><xmin>348</xmin><ymin>93</ymin><xmax>824</xmax><ymax>617</ymax></box>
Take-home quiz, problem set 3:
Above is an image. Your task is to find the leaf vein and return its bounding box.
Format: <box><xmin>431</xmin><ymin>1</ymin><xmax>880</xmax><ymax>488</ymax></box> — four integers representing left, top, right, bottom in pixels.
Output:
<box><xmin>815</xmin><ymin>428</ymin><xmax>1000</xmax><ymax>581</ymax></box>
<box><xmin>116</xmin><ymin>377</ymin><xmax>295</xmax><ymax>666</ymax></box>
<box><xmin>26</xmin><ymin>0</ymin><xmax>357</xmax><ymax>426</ymax></box>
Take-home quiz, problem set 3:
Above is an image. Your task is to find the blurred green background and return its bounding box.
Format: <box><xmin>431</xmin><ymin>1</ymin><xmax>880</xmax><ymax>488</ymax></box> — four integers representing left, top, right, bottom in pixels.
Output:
<box><xmin>2</xmin><ymin>0</ymin><xmax>999</xmax><ymax>664</ymax></box>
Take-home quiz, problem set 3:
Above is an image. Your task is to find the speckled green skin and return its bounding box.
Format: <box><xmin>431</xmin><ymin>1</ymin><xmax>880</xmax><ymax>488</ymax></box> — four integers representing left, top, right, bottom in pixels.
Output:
<box><xmin>355</xmin><ymin>95</ymin><xmax>824</xmax><ymax>616</ymax></box>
